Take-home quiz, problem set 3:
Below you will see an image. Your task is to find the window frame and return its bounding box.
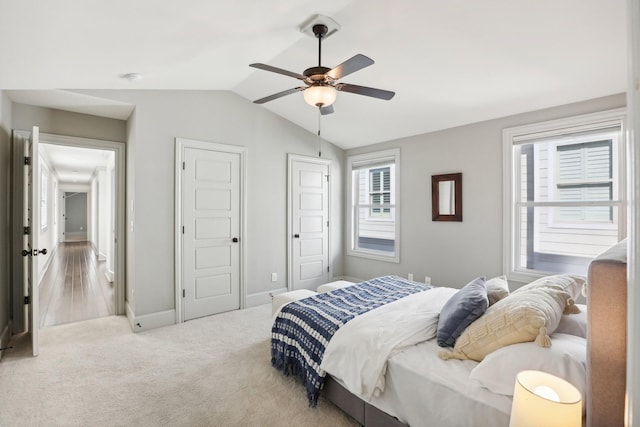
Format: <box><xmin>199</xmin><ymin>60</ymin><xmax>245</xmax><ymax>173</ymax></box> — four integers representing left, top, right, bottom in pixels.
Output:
<box><xmin>347</xmin><ymin>148</ymin><xmax>400</xmax><ymax>263</ymax></box>
<box><xmin>502</xmin><ymin>108</ymin><xmax>626</xmax><ymax>282</ymax></box>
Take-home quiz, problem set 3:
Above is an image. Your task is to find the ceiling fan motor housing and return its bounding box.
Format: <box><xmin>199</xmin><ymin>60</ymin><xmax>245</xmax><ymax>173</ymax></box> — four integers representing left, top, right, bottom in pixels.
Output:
<box><xmin>303</xmin><ymin>66</ymin><xmax>332</xmax><ymax>83</ymax></box>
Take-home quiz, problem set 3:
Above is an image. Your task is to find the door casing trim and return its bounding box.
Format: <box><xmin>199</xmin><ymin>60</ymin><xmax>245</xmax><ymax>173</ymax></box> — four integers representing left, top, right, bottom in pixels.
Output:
<box><xmin>10</xmin><ymin>131</ymin><xmax>126</xmax><ymax>335</ymax></box>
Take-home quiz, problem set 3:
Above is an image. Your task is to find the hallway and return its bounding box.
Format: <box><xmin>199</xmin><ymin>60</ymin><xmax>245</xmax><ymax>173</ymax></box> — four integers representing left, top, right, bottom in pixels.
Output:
<box><xmin>39</xmin><ymin>242</ymin><xmax>114</xmax><ymax>327</ymax></box>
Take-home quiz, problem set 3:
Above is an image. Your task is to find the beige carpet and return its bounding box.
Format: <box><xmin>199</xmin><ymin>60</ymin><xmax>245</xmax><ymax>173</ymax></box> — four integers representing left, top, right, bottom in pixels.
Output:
<box><xmin>0</xmin><ymin>304</ymin><xmax>358</xmax><ymax>427</ymax></box>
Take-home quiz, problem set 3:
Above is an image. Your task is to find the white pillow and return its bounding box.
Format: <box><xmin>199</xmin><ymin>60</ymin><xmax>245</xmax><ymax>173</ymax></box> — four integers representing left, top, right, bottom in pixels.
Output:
<box><xmin>470</xmin><ymin>333</ymin><xmax>586</xmax><ymax>401</ymax></box>
<box><xmin>555</xmin><ymin>304</ymin><xmax>587</xmax><ymax>338</ymax></box>
<box><xmin>485</xmin><ymin>275</ymin><xmax>510</xmax><ymax>306</ymax></box>
<box><xmin>512</xmin><ymin>274</ymin><xmax>585</xmax><ymax>301</ymax></box>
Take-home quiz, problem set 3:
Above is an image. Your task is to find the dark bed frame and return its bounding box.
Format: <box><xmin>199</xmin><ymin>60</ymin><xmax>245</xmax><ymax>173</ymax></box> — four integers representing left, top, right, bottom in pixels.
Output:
<box><xmin>324</xmin><ymin>375</ymin><xmax>407</xmax><ymax>427</ymax></box>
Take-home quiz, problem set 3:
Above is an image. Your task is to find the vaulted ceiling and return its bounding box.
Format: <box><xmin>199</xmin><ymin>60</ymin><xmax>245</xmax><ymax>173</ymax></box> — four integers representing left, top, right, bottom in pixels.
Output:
<box><xmin>0</xmin><ymin>0</ymin><xmax>627</xmax><ymax>150</ymax></box>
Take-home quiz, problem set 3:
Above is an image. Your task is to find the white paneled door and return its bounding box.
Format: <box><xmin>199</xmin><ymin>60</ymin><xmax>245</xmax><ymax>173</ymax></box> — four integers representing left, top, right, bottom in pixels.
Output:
<box><xmin>290</xmin><ymin>156</ymin><xmax>330</xmax><ymax>291</ymax></box>
<box><xmin>182</xmin><ymin>145</ymin><xmax>241</xmax><ymax>321</ymax></box>
<box><xmin>23</xmin><ymin>126</ymin><xmax>41</xmax><ymax>356</ymax></box>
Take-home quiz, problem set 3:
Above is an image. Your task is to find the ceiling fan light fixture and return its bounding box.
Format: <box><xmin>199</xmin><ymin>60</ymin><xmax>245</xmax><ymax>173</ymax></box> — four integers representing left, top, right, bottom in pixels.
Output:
<box><xmin>303</xmin><ymin>85</ymin><xmax>337</xmax><ymax>107</ymax></box>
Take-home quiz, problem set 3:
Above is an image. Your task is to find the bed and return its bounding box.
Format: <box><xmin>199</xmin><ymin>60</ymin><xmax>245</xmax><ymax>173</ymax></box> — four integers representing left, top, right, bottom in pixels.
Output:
<box><xmin>271</xmin><ymin>240</ymin><xmax>627</xmax><ymax>426</ymax></box>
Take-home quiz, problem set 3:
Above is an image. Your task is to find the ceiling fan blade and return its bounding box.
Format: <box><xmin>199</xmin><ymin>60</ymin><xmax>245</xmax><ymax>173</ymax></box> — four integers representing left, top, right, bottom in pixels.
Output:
<box><xmin>249</xmin><ymin>63</ymin><xmax>306</xmax><ymax>80</ymax></box>
<box><xmin>336</xmin><ymin>83</ymin><xmax>395</xmax><ymax>100</ymax></box>
<box><xmin>253</xmin><ymin>87</ymin><xmax>306</xmax><ymax>104</ymax></box>
<box><xmin>326</xmin><ymin>54</ymin><xmax>374</xmax><ymax>80</ymax></box>
<box><xmin>320</xmin><ymin>105</ymin><xmax>334</xmax><ymax>115</ymax></box>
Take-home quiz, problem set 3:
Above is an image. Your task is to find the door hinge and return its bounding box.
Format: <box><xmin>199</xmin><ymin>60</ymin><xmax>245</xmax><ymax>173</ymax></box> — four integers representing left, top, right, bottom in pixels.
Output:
<box><xmin>182</xmin><ymin>226</ymin><xmax>185</xmax><ymax>234</ymax></box>
<box><xmin>182</xmin><ymin>161</ymin><xmax>185</xmax><ymax>170</ymax></box>
<box><xmin>326</xmin><ymin>174</ymin><xmax>329</xmax><ymax>182</ymax></box>
<box><xmin>24</xmin><ymin>296</ymin><xmax>30</xmax><ymax>305</ymax></box>
<box><xmin>182</xmin><ymin>289</ymin><xmax>186</xmax><ymax>298</ymax></box>
<box><xmin>24</xmin><ymin>156</ymin><xmax>31</xmax><ymax>165</ymax></box>
<box><xmin>326</xmin><ymin>221</ymin><xmax>329</xmax><ymax>228</ymax></box>
<box><xmin>23</xmin><ymin>226</ymin><xmax>30</xmax><ymax>235</ymax></box>
<box><xmin>327</xmin><ymin>266</ymin><xmax>330</xmax><ymax>272</ymax></box>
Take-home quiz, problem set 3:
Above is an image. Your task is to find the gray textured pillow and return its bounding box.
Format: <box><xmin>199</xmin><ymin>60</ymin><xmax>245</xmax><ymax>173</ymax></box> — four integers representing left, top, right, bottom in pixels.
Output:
<box><xmin>486</xmin><ymin>275</ymin><xmax>510</xmax><ymax>306</ymax></box>
<box><xmin>437</xmin><ymin>277</ymin><xmax>489</xmax><ymax>347</ymax></box>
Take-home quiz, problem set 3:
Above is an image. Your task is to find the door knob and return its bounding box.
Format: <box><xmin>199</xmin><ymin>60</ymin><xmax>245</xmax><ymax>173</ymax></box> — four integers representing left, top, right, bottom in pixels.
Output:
<box><xmin>232</xmin><ymin>237</ymin><xmax>239</xmax><ymax>243</ymax></box>
<box><xmin>294</xmin><ymin>234</ymin><xmax>300</xmax><ymax>238</ymax></box>
<box><xmin>21</xmin><ymin>248</ymin><xmax>47</xmax><ymax>257</ymax></box>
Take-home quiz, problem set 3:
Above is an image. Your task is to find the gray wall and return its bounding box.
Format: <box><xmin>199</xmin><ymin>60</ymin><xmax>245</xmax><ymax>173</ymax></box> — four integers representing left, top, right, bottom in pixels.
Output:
<box><xmin>65</xmin><ymin>192</ymin><xmax>87</xmax><ymax>233</ymax></box>
<box><xmin>70</xmin><ymin>91</ymin><xmax>343</xmax><ymax>316</ymax></box>
<box><xmin>343</xmin><ymin>93</ymin><xmax>626</xmax><ymax>289</ymax></box>
<box><xmin>82</xmin><ymin>90</ymin><xmax>345</xmax><ymax>317</ymax></box>
<box><xmin>12</xmin><ymin>104</ymin><xmax>127</xmax><ymax>142</ymax></box>
<box><xmin>0</xmin><ymin>91</ymin><xmax>12</xmax><ymax>355</ymax></box>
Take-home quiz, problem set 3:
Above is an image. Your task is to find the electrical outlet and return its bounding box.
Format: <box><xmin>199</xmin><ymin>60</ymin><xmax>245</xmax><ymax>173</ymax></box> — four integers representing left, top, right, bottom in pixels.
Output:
<box><xmin>425</xmin><ymin>276</ymin><xmax>431</xmax><ymax>285</ymax></box>
<box><xmin>271</xmin><ymin>273</ymin><xmax>277</xmax><ymax>282</ymax></box>
<box><xmin>407</xmin><ymin>273</ymin><xmax>413</xmax><ymax>281</ymax></box>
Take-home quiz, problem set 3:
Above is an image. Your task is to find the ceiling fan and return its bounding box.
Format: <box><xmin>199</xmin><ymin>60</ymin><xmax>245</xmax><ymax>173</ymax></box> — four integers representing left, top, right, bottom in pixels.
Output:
<box><xmin>250</xmin><ymin>24</ymin><xmax>395</xmax><ymax>115</ymax></box>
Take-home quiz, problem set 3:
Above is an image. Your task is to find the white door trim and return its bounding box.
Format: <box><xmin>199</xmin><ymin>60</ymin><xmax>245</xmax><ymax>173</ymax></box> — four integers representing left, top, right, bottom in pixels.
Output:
<box><xmin>38</xmin><ymin>133</ymin><xmax>126</xmax><ymax>315</ymax></box>
<box><xmin>174</xmin><ymin>138</ymin><xmax>247</xmax><ymax>323</ymax></box>
<box><xmin>287</xmin><ymin>154</ymin><xmax>331</xmax><ymax>291</ymax></box>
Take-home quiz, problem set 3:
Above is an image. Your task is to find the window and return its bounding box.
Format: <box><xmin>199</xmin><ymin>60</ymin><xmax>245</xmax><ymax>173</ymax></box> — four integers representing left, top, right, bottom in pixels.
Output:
<box><xmin>347</xmin><ymin>149</ymin><xmax>400</xmax><ymax>262</ymax></box>
<box><xmin>503</xmin><ymin>109</ymin><xmax>626</xmax><ymax>280</ymax></box>
<box><xmin>41</xmin><ymin>167</ymin><xmax>48</xmax><ymax>230</ymax></box>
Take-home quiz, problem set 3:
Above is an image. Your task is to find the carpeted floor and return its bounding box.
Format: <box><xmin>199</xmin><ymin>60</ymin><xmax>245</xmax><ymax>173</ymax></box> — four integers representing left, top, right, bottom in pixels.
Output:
<box><xmin>0</xmin><ymin>304</ymin><xmax>358</xmax><ymax>427</ymax></box>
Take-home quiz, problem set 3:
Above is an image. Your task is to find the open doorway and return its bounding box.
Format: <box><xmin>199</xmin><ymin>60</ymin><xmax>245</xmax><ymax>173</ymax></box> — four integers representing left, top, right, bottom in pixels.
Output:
<box><xmin>37</xmin><ymin>143</ymin><xmax>117</xmax><ymax>327</ymax></box>
<box><xmin>11</xmin><ymin>132</ymin><xmax>125</xmax><ymax>336</ymax></box>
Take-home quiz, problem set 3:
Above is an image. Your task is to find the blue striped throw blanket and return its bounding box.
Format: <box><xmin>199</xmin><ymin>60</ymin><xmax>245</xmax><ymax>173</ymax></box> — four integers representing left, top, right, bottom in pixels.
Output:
<box><xmin>271</xmin><ymin>275</ymin><xmax>432</xmax><ymax>406</ymax></box>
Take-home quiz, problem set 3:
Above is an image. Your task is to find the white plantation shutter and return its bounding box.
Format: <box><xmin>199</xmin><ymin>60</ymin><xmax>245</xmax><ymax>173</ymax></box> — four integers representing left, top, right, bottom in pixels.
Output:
<box><xmin>557</xmin><ymin>140</ymin><xmax>612</xmax><ymax>222</ymax></box>
<box><xmin>369</xmin><ymin>167</ymin><xmax>391</xmax><ymax>216</ymax></box>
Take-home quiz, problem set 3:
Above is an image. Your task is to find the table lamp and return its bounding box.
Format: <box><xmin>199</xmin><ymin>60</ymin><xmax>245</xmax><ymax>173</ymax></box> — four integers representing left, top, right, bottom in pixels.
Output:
<box><xmin>509</xmin><ymin>370</ymin><xmax>582</xmax><ymax>427</ymax></box>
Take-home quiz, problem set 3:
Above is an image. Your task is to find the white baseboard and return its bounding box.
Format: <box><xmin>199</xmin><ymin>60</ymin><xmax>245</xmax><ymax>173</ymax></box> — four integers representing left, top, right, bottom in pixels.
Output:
<box><xmin>0</xmin><ymin>322</ymin><xmax>10</xmax><ymax>361</ymax></box>
<box><xmin>246</xmin><ymin>288</ymin><xmax>288</xmax><ymax>307</ymax></box>
<box><xmin>131</xmin><ymin>309</ymin><xmax>176</xmax><ymax>333</ymax></box>
<box><xmin>64</xmin><ymin>232</ymin><xmax>87</xmax><ymax>242</ymax></box>
<box><xmin>125</xmin><ymin>301</ymin><xmax>135</xmax><ymax>330</ymax></box>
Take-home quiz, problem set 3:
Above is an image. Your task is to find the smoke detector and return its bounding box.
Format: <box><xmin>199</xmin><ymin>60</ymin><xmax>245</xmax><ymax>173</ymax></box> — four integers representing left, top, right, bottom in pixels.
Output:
<box><xmin>120</xmin><ymin>72</ymin><xmax>143</xmax><ymax>81</ymax></box>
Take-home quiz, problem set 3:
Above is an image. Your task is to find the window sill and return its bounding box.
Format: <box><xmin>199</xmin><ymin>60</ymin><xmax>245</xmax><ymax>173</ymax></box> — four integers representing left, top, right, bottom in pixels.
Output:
<box><xmin>347</xmin><ymin>249</ymin><xmax>399</xmax><ymax>264</ymax></box>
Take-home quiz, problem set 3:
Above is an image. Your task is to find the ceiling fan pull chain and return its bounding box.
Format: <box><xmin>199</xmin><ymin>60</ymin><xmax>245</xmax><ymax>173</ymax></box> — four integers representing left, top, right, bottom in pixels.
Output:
<box><xmin>318</xmin><ymin>108</ymin><xmax>322</xmax><ymax>157</ymax></box>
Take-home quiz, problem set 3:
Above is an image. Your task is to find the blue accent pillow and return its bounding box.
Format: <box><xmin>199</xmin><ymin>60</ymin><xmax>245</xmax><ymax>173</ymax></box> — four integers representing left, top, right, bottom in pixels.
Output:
<box><xmin>437</xmin><ymin>277</ymin><xmax>489</xmax><ymax>347</ymax></box>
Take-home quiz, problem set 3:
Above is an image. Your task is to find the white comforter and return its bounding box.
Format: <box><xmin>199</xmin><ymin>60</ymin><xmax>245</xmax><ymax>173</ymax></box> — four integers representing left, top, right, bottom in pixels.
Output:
<box><xmin>320</xmin><ymin>286</ymin><xmax>458</xmax><ymax>400</ymax></box>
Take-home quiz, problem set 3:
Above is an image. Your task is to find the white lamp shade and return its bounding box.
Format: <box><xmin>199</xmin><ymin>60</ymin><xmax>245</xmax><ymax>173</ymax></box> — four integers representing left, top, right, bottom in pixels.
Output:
<box><xmin>509</xmin><ymin>370</ymin><xmax>582</xmax><ymax>427</ymax></box>
<box><xmin>303</xmin><ymin>85</ymin><xmax>337</xmax><ymax>107</ymax></box>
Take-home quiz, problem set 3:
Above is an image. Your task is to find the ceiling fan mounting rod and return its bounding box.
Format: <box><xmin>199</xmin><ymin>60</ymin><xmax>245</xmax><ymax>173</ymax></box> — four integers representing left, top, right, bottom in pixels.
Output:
<box><xmin>313</xmin><ymin>24</ymin><xmax>328</xmax><ymax>67</ymax></box>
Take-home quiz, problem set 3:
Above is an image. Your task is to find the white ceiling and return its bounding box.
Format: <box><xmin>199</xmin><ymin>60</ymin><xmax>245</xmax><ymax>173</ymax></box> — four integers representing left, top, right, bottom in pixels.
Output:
<box><xmin>40</xmin><ymin>143</ymin><xmax>113</xmax><ymax>184</ymax></box>
<box><xmin>0</xmin><ymin>0</ymin><xmax>627</xmax><ymax>150</ymax></box>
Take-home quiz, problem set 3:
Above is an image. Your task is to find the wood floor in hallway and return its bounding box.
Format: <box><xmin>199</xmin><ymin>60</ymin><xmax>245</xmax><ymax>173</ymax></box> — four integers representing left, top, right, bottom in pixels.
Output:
<box><xmin>39</xmin><ymin>241</ymin><xmax>114</xmax><ymax>327</ymax></box>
